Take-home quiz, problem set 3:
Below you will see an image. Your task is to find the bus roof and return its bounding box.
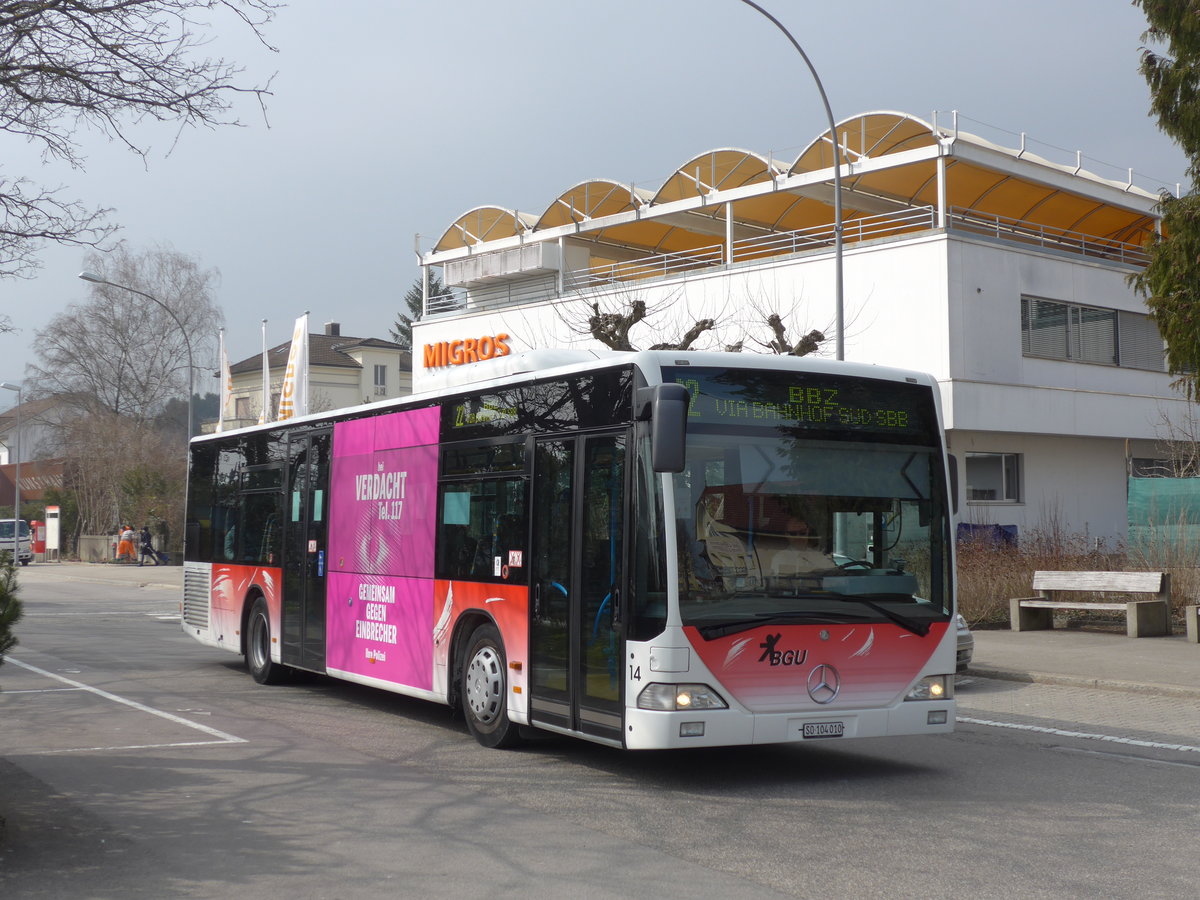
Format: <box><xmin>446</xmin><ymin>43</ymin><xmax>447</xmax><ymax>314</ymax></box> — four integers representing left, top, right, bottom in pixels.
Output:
<box><xmin>195</xmin><ymin>349</ymin><xmax>939</xmax><ymax>443</ymax></box>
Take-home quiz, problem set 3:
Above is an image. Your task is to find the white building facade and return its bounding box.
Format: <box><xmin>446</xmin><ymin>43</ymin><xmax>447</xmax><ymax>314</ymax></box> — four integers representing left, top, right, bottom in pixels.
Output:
<box><xmin>412</xmin><ymin>111</ymin><xmax>1185</xmax><ymax>545</ymax></box>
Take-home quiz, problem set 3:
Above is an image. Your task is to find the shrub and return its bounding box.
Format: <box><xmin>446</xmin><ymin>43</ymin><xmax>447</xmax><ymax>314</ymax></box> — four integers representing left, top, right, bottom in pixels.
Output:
<box><xmin>0</xmin><ymin>555</ymin><xmax>22</xmax><ymax>667</ymax></box>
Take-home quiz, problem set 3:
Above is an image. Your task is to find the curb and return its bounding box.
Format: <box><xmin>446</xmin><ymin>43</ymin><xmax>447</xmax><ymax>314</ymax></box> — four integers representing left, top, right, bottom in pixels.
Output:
<box><xmin>966</xmin><ymin>665</ymin><xmax>1200</xmax><ymax>700</ymax></box>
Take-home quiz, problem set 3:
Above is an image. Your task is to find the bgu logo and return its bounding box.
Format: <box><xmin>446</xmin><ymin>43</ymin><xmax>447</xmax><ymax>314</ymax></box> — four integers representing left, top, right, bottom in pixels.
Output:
<box><xmin>757</xmin><ymin>633</ymin><xmax>808</xmax><ymax>667</ymax></box>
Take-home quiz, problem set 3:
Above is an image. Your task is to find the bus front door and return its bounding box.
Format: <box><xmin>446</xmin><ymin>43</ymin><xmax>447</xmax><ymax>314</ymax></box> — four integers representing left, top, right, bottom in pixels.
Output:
<box><xmin>282</xmin><ymin>428</ymin><xmax>332</xmax><ymax>672</ymax></box>
<box><xmin>529</xmin><ymin>433</ymin><xmax>626</xmax><ymax>744</ymax></box>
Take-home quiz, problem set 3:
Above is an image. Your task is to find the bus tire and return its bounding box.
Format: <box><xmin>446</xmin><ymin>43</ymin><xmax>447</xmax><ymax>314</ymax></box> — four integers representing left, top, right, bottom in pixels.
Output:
<box><xmin>246</xmin><ymin>597</ymin><xmax>288</xmax><ymax>685</ymax></box>
<box><xmin>461</xmin><ymin>623</ymin><xmax>522</xmax><ymax>749</ymax></box>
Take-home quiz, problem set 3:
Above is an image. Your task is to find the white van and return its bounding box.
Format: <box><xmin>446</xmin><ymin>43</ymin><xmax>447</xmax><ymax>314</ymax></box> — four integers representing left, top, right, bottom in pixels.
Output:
<box><xmin>0</xmin><ymin>519</ymin><xmax>32</xmax><ymax>566</ymax></box>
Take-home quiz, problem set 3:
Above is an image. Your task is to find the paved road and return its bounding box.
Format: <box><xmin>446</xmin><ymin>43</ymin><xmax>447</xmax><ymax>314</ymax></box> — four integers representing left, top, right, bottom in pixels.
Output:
<box><xmin>2</xmin><ymin>566</ymin><xmax>1199</xmax><ymax>899</ymax></box>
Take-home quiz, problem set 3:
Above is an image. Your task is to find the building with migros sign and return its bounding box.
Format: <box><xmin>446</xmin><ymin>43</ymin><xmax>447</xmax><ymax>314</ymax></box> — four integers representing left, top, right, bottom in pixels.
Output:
<box><xmin>412</xmin><ymin>110</ymin><xmax>1185</xmax><ymax>544</ymax></box>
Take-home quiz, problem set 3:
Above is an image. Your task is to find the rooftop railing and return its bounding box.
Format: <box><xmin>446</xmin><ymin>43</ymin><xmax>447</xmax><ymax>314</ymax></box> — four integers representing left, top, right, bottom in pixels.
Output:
<box><xmin>424</xmin><ymin>205</ymin><xmax>1150</xmax><ymax>316</ymax></box>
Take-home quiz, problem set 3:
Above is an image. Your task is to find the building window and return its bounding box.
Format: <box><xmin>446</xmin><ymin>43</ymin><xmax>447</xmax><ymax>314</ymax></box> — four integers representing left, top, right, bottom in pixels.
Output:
<box><xmin>965</xmin><ymin>452</ymin><xmax>1021</xmax><ymax>502</ymax></box>
<box><xmin>374</xmin><ymin>364</ymin><xmax>387</xmax><ymax>396</ymax></box>
<box><xmin>235</xmin><ymin>397</ymin><xmax>250</xmax><ymax>419</ymax></box>
<box><xmin>1021</xmin><ymin>297</ymin><xmax>1164</xmax><ymax>371</ymax></box>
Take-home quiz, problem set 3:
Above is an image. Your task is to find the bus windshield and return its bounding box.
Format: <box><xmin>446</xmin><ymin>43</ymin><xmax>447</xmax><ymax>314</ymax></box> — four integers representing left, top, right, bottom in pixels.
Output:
<box><xmin>666</xmin><ymin>367</ymin><xmax>952</xmax><ymax>637</ymax></box>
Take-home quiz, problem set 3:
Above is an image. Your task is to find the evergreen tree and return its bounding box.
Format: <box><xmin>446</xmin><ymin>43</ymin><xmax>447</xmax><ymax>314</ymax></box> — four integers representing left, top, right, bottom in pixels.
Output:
<box><xmin>1132</xmin><ymin>1</ymin><xmax>1200</xmax><ymax>397</ymax></box>
<box><xmin>0</xmin><ymin>556</ymin><xmax>22</xmax><ymax>668</ymax></box>
<box><xmin>391</xmin><ymin>274</ymin><xmax>451</xmax><ymax>353</ymax></box>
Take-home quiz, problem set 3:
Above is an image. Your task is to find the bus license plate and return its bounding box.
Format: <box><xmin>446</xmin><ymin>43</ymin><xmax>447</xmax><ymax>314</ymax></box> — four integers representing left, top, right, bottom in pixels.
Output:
<box><xmin>802</xmin><ymin>721</ymin><xmax>844</xmax><ymax>739</ymax></box>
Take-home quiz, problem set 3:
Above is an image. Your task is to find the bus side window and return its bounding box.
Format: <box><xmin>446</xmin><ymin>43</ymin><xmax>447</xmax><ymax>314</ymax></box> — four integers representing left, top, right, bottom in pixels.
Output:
<box><xmin>436</xmin><ymin>480</ymin><xmax>527</xmax><ymax>584</ymax></box>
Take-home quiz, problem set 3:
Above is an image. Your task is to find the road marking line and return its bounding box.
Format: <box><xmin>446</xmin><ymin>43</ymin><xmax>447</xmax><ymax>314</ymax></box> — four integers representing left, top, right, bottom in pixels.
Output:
<box><xmin>958</xmin><ymin>715</ymin><xmax>1200</xmax><ymax>754</ymax></box>
<box><xmin>8</xmin><ymin>657</ymin><xmax>247</xmax><ymax>745</ymax></box>
<box><xmin>30</xmin><ymin>740</ymin><xmax>242</xmax><ymax>755</ymax></box>
<box><xmin>23</xmin><ymin>611</ymin><xmax>176</xmax><ymax>618</ymax></box>
<box><xmin>1</xmin><ymin>687</ymin><xmax>85</xmax><ymax>694</ymax></box>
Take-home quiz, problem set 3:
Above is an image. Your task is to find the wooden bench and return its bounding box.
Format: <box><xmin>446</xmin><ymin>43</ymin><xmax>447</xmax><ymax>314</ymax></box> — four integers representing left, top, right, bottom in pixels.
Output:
<box><xmin>1009</xmin><ymin>571</ymin><xmax>1171</xmax><ymax>638</ymax></box>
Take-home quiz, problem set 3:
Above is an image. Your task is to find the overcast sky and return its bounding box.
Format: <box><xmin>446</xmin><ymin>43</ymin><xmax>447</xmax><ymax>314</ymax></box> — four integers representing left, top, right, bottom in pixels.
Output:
<box><xmin>0</xmin><ymin>0</ymin><xmax>1190</xmax><ymax>391</ymax></box>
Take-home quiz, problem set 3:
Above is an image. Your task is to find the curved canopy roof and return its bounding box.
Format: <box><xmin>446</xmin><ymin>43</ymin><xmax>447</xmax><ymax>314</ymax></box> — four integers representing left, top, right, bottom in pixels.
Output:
<box><xmin>435</xmin><ymin>206</ymin><xmax>538</xmax><ymax>252</ymax></box>
<box><xmin>430</xmin><ymin>111</ymin><xmax>1160</xmax><ymax>263</ymax></box>
<box><xmin>534</xmin><ymin>180</ymin><xmax>653</xmax><ymax>231</ymax></box>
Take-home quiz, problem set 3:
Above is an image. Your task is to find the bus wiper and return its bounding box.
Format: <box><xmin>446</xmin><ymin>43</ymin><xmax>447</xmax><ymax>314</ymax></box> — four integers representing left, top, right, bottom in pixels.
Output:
<box><xmin>696</xmin><ymin>610</ymin><xmax>875</xmax><ymax>640</ymax></box>
<box><xmin>825</xmin><ymin>593</ymin><xmax>930</xmax><ymax>637</ymax></box>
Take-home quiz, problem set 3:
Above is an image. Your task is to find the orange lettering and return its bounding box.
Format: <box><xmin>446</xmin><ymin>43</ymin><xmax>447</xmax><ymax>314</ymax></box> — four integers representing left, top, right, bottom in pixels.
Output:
<box><xmin>424</xmin><ymin>335</ymin><xmax>512</xmax><ymax>368</ymax></box>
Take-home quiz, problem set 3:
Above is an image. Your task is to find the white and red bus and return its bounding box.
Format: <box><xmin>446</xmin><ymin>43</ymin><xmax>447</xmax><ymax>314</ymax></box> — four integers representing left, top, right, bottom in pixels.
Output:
<box><xmin>182</xmin><ymin>350</ymin><xmax>957</xmax><ymax>749</ymax></box>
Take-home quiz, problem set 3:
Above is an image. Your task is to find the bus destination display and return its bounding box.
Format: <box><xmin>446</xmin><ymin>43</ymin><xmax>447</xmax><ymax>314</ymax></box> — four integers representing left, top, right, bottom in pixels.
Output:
<box><xmin>664</xmin><ymin>367</ymin><xmax>935</xmax><ymax>440</ymax></box>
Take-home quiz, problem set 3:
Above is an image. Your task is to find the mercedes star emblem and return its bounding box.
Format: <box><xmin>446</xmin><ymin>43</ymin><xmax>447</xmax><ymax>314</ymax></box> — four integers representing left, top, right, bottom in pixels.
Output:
<box><xmin>807</xmin><ymin>664</ymin><xmax>841</xmax><ymax>704</ymax></box>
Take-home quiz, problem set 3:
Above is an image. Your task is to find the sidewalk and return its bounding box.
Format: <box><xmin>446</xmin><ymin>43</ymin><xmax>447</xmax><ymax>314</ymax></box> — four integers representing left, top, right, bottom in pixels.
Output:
<box><xmin>970</xmin><ymin>627</ymin><xmax>1200</xmax><ymax>699</ymax></box>
<box><xmin>17</xmin><ymin>559</ymin><xmax>182</xmax><ymax>592</ymax></box>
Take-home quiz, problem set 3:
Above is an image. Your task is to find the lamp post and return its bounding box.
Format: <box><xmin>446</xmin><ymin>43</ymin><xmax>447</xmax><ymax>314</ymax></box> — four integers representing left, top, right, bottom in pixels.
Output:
<box><xmin>78</xmin><ymin>271</ymin><xmax>196</xmax><ymax>439</ymax></box>
<box><xmin>736</xmin><ymin>0</ymin><xmax>845</xmax><ymax>360</ymax></box>
<box><xmin>0</xmin><ymin>381</ymin><xmax>20</xmax><ymax>528</ymax></box>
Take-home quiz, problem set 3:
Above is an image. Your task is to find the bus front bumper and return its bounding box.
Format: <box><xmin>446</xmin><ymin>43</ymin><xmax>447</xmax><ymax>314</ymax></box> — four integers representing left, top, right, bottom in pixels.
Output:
<box><xmin>622</xmin><ymin>699</ymin><xmax>956</xmax><ymax>750</ymax></box>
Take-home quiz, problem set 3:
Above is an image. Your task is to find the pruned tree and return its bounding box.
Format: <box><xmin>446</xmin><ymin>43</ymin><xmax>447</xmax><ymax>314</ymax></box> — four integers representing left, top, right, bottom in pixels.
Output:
<box><xmin>27</xmin><ymin>244</ymin><xmax>223</xmax><ymax>423</ymax></box>
<box><xmin>0</xmin><ymin>0</ymin><xmax>278</xmax><ymax>278</ymax></box>
<box><xmin>1131</xmin><ymin>1</ymin><xmax>1200</xmax><ymax>397</ymax></box>
<box><xmin>761</xmin><ymin>313</ymin><xmax>825</xmax><ymax>356</ymax></box>
<box><xmin>558</xmin><ymin>281</ymin><xmax>828</xmax><ymax>357</ymax></box>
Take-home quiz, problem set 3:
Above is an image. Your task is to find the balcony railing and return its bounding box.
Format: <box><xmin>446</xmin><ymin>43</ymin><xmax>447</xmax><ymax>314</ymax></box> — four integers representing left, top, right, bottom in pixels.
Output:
<box><xmin>423</xmin><ymin>204</ymin><xmax>1150</xmax><ymax>316</ymax></box>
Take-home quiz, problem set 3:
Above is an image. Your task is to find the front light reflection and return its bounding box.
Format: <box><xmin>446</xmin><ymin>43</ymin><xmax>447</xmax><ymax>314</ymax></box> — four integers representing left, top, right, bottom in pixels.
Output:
<box><xmin>637</xmin><ymin>682</ymin><xmax>728</xmax><ymax>711</ymax></box>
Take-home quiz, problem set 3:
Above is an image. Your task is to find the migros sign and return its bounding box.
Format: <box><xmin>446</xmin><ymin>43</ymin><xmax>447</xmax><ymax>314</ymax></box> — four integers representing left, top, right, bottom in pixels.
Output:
<box><xmin>422</xmin><ymin>333</ymin><xmax>512</xmax><ymax>369</ymax></box>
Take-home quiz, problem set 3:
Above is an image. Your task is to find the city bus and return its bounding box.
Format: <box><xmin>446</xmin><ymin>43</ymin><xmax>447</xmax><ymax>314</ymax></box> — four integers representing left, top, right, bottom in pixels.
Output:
<box><xmin>182</xmin><ymin>349</ymin><xmax>957</xmax><ymax>749</ymax></box>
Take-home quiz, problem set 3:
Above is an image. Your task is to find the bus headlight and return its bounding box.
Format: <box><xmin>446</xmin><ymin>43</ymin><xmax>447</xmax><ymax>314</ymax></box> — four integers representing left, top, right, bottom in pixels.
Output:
<box><xmin>637</xmin><ymin>683</ymin><xmax>728</xmax><ymax>711</ymax></box>
<box><xmin>905</xmin><ymin>675</ymin><xmax>953</xmax><ymax>701</ymax></box>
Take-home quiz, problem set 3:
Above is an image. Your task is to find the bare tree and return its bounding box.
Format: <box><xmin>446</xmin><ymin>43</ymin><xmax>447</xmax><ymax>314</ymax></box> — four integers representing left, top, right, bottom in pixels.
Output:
<box><xmin>55</xmin><ymin>410</ymin><xmax>185</xmax><ymax>542</ymax></box>
<box><xmin>28</xmin><ymin>245</ymin><xmax>223</xmax><ymax>422</ymax></box>
<box><xmin>556</xmin><ymin>280</ymin><xmax>828</xmax><ymax>356</ymax></box>
<box><xmin>760</xmin><ymin>313</ymin><xmax>825</xmax><ymax>356</ymax></box>
<box><xmin>0</xmin><ymin>0</ymin><xmax>278</xmax><ymax>278</ymax></box>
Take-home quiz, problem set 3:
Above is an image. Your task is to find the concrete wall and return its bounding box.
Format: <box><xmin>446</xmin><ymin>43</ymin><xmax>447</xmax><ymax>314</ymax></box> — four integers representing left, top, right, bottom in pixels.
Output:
<box><xmin>950</xmin><ymin>430</ymin><xmax>1130</xmax><ymax>544</ymax></box>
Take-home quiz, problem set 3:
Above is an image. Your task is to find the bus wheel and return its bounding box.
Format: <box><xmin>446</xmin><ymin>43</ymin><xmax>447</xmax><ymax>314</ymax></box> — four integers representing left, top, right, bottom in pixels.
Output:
<box><xmin>461</xmin><ymin>623</ymin><xmax>522</xmax><ymax>749</ymax></box>
<box><xmin>246</xmin><ymin>597</ymin><xmax>287</xmax><ymax>685</ymax></box>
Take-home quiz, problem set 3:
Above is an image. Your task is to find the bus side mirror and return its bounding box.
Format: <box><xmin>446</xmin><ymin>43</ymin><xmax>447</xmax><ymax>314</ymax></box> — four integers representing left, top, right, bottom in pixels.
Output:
<box><xmin>636</xmin><ymin>383</ymin><xmax>689</xmax><ymax>473</ymax></box>
<box><xmin>948</xmin><ymin>454</ymin><xmax>959</xmax><ymax>515</ymax></box>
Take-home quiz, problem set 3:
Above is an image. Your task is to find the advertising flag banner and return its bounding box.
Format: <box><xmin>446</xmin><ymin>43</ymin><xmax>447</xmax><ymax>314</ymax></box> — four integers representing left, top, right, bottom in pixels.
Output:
<box><xmin>257</xmin><ymin>319</ymin><xmax>270</xmax><ymax>424</ymax></box>
<box><xmin>278</xmin><ymin>313</ymin><xmax>309</xmax><ymax>421</ymax></box>
<box><xmin>217</xmin><ymin>328</ymin><xmax>233</xmax><ymax>432</ymax></box>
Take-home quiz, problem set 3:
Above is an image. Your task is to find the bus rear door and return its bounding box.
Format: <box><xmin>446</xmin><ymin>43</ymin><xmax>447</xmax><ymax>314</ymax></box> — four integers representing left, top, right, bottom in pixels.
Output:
<box><xmin>282</xmin><ymin>428</ymin><xmax>332</xmax><ymax>672</ymax></box>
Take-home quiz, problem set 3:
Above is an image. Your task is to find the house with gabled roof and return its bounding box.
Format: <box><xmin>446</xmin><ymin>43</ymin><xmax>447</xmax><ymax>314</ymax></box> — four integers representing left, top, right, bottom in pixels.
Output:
<box><xmin>224</xmin><ymin>321</ymin><xmax>411</xmax><ymax>430</ymax></box>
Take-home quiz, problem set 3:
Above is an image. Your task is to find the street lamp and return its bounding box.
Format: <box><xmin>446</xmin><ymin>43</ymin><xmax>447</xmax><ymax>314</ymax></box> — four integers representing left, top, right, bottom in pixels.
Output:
<box><xmin>0</xmin><ymin>381</ymin><xmax>20</xmax><ymax>528</ymax></box>
<box><xmin>736</xmin><ymin>0</ymin><xmax>845</xmax><ymax>360</ymax></box>
<box><xmin>77</xmin><ymin>271</ymin><xmax>196</xmax><ymax>438</ymax></box>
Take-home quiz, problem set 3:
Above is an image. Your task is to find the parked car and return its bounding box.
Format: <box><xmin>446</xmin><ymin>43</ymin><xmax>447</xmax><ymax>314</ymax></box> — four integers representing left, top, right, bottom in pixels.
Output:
<box><xmin>955</xmin><ymin>613</ymin><xmax>974</xmax><ymax>673</ymax></box>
